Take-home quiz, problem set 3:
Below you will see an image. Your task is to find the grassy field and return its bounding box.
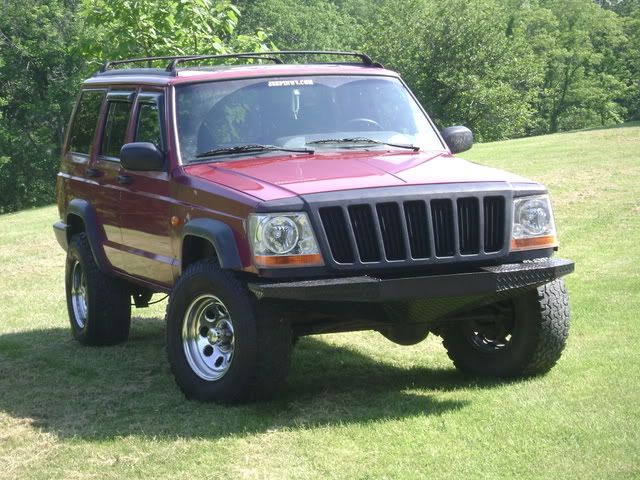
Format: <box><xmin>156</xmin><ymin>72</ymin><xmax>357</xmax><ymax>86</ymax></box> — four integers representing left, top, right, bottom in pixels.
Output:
<box><xmin>1</xmin><ymin>124</ymin><xmax>639</xmax><ymax>479</ymax></box>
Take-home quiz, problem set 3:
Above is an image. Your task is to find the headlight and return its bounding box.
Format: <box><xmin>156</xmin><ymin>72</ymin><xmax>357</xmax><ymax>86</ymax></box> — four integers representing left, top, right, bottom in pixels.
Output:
<box><xmin>511</xmin><ymin>194</ymin><xmax>558</xmax><ymax>251</ymax></box>
<box><xmin>247</xmin><ymin>212</ymin><xmax>323</xmax><ymax>267</ymax></box>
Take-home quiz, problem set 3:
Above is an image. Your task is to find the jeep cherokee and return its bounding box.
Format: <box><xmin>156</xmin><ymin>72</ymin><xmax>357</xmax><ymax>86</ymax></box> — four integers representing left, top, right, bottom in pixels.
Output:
<box><xmin>53</xmin><ymin>51</ymin><xmax>574</xmax><ymax>403</ymax></box>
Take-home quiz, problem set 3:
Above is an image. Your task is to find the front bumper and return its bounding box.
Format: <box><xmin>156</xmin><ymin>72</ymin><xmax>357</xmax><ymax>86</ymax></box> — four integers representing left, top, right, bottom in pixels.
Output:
<box><xmin>249</xmin><ymin>258</ymin><xmax>574</xmax><ymax>303</ymax></box>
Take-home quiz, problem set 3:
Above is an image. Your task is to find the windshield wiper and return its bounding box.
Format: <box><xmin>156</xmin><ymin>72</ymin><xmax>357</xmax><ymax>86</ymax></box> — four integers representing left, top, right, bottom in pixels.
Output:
<box><xmin>195</xmin><ymin>144</ymin><xmax>315</xmax><ymax>160</ymax></box>
<box><xmin>307</xmin><ymin>137</ymin><xmax>419</xmax><ymax>151</ymax></box>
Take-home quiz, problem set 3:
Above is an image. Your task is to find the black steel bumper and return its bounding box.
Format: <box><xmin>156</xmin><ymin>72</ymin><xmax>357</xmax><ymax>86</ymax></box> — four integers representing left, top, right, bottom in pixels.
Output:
<box><xmin>249</xmin><ymin>258</ymin><xmax>574</xmax><ymax>303</ymax></box>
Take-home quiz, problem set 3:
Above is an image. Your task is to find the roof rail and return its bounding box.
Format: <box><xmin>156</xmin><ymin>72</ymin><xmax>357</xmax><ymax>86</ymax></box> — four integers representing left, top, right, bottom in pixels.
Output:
<box><xmin>99</xmin><ymin>51</ymin><xmax>382</xmax><ymax>76</ymax></box>
<box><xmin>100</xmin><ymin>53</ymin><xmax>283</xmax><ymax>73</ymax></box>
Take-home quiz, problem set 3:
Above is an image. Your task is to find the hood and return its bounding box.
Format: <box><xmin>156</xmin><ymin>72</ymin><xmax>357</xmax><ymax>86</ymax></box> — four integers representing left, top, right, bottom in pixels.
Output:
<box><xmin>184</xmin><ymin>150</ymin><xmax>534</xmax><ymax>201</ymax></box>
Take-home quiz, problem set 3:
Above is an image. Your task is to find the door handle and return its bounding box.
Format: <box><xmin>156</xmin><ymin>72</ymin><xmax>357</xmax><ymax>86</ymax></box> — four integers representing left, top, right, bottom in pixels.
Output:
<box><xmin>85</xmin><ymin>167</ymin><xmax>102</xmax><ymax>178</ymax></box>
<box><xmin>117</xmin><ymin>174</ymin><xmax>133</xmax><ymax>185</ymax></box>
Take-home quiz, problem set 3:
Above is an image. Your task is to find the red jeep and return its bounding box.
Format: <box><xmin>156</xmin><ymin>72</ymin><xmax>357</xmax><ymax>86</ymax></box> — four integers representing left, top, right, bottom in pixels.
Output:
<box><xmin>54</xmin><ymin>51</ymin><xmax>573</xmax><ymax>403</ymax></box>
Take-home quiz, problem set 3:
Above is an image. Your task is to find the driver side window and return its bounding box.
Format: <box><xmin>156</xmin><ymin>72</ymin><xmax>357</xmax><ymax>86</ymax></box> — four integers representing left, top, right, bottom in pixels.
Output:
<box><xmin>101</xmin><ymin>100</ymin><xmax>132</xmax><ymax>159</ymax></box>
<box><xmin>136</xmin><ymin>102</ymin><xmax>163</xmax><ymax>150</ymax></box>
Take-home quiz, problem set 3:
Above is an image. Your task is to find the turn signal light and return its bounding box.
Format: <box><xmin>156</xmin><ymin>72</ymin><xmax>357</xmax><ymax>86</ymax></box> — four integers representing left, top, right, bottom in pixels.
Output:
<box><xmin>254</xmin><ymin>253</ymin><xmax>323</xmax><ymax>267</ymax></box>
<box><xmin>510</xmin><ymin>235</ymin><xmax>558</xmax><ymax>251</ymax></box>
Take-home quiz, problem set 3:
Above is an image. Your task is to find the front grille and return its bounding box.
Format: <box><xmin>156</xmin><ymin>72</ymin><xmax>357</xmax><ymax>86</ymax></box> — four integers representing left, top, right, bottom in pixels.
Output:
<box><xmin>318</xmin><ymin>194</ymin><xmax>507</xmax><ymax>265</ymax></box>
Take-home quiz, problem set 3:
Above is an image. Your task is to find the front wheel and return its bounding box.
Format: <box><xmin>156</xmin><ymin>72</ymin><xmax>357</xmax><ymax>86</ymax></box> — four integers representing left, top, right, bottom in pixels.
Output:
<box><xmin>166</xmin><ymin>260</ymin><xmax>292</xmax><ymax>403</ymax></box>
<box><xmin>441</xmin><ymin>279</ymin><xmax>570</xmax><ymax>377</ymax></box>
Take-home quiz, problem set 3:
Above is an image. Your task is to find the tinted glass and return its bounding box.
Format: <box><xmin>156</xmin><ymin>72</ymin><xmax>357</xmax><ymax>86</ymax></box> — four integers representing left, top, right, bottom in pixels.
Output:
<box><xmin>101</xmin><ymin>101</ymin><xmax>131</xmax><ymax>158</ymax></box>
<box><xmin>176</xmin><ymin>75</ymin><xmax>443</xmax><ymax>163</ymax></box>
<box><xmin>68</xmin><ymin>90</ymin><xmax>105</xmax><ymax>154</ymax></box>
<box><xmin>136</xmin><ymin>102</ymin><xmax>163</xmax><ymax>148</ymax></box>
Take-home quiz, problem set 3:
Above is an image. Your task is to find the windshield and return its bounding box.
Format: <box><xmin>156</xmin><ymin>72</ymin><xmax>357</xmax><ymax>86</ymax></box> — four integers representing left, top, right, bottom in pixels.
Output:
<box><xmin>175</xmin><ymin>75</ymin><xmax>444</xmax><ymax>164</ymax></box>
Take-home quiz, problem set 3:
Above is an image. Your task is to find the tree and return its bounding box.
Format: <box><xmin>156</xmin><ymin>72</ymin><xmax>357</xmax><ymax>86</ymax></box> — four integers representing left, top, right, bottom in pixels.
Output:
<box><xmin>531</xmin><ymin>0</ymin><xmax>629</xmax><ymax>132</ymax></box>
<box><xmin>362</xmin><ymin>0</ymin><xmax>542</xmax><ymax>141</ymax></box>
<box><xmin>0</xmin><ymin>1</ymin><xmax>268</xmax><ymax>213</ymax></box>
<box><xmin>236</xmin><ymin>0</ymin><xmax>363</xmax><ymax>51</ymax></box>
<box><xmin>83</xmin><ymin>0</ymin><xmax>270</xmax><ymax>66</ymax></box>
<box><xmin>0</xmin><ymin>0</ymin><xmax>86</xmax><ymax>212</ymax></box>
<box><xmin>618</xmin><ymin>2</ymin><xmax>640</xmax><ymax>119</ymax></box>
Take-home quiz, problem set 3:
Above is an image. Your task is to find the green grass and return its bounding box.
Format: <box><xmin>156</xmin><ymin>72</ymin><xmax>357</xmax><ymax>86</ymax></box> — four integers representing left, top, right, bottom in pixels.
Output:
<box><xmin>1</xmin><ymin>123</ymin><xmax>639</xmax><ymax>479</ymax></box>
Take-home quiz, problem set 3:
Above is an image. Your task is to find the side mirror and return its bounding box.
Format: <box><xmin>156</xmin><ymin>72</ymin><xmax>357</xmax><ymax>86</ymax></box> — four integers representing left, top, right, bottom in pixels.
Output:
<box><xmin>442</xmin><ymin>126</ymin><xmax>473</xmax><ymax>154</ymax></box>
<box><xmin>120</xmin><ymin>142</ymin><xmax>165</xmax><ymax>171</ymax></box>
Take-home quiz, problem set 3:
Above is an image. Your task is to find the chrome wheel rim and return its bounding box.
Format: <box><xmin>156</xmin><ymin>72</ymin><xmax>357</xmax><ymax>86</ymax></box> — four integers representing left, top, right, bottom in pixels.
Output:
<box><xmin>463</xmin><ymin>302</ymin><xmax>515</xmax><ymax>353</ymax></box>
<box><xmin>468</xmin><ymin>328</ymin><xmax>512</xmax><ymax>352</ymax></box>
<box><xmin>70</xmin><ymin>260</ymin><xmax>88</xmax><ymax>329</ymax></box>
<box><xmin>182</xmin><ymin>294</ymin><xmax>235</xmax><ymax>381</ymax></box>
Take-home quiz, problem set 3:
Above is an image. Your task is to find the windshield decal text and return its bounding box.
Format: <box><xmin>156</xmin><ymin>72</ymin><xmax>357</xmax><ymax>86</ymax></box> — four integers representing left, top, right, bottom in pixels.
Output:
<box><xmin>268</xmin><ymin>79</ymin><xmax>314</xmax><ymax>87</ymax></box>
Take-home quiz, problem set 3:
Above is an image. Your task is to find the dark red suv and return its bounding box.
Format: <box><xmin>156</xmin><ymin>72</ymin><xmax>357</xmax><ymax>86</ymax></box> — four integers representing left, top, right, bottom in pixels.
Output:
<box><xmin>54</xmin><ymin>51</ymin><xmax>573</xmax><ymax>403</ymax></box>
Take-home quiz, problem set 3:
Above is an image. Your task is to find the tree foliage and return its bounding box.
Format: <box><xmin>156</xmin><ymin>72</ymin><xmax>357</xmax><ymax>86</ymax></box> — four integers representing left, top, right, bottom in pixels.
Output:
<box><xmin>362</xmin><ymin>0</ymin><xmax>543</xmax><ymax>140</ymax></box>
<box><xmin>0</xmin><ymin>0</ymin><xmax>86</xmax><ymax>212</ymax></box>
<box><xmin>521</xmin><ymin>0</ymin><xmax>630</xmax><ymax>133</ymax></box>
<box><xmin>84</xmin><ymin>0</ymin><xmax>270</xmax><ymax>63</ymax></box>
<box><xmin>0</xmin><ymin>0</ymin><xmax>638</xmax><ymax>212</ymax></box>
<box><xmin>0</xmin><ymin>0</ymin><xmax>267</xmax><ymax>213</ymax></box>
<box><xmin>236</xmin><ymin>0</ymin><xmax>363</xmax><ymax>51</ymax></box>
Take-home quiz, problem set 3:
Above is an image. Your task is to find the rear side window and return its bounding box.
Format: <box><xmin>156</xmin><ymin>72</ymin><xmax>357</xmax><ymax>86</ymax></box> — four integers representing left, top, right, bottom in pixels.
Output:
<box><xmin>68</xmin><ymin>90</ymin><xmax>105</xmax><ymax>154</ymax></box>
<box><xmin>136</xmin><ymin>102</ymin><xmax>163</xmax><ymax>149</ymax></box>
<box><xmin>101</xmin><ymin>101</ymin><xmax>132</xmax><ymax>159</ymax></box>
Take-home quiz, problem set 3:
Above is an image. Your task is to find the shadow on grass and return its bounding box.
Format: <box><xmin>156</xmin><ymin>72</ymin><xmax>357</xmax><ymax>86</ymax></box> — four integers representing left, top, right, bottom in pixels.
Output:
<box><xmin>0</xmin><ymin>317</ymin><xmax>507</xmax><ymax>440</ymax></box>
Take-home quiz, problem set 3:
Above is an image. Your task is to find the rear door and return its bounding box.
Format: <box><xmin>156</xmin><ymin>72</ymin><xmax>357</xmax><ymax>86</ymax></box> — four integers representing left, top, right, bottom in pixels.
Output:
<box><xmin>63</xmin><ymin>89</ymin><xmax>106</xmax><ymax>229</ymax></box>
<box><xmin>64</xmin><ymin>88</ymin><xmax>130</xmax><ymax>269</ymax></box>
<box><xmin>90</xmin><ymin>89</ymin><xmax>135</xmax><ymax>268</ymax></box>
<box><xmin>117</xmin><ymin>89</ymin><xmax>176</xmax><ymax>286</ymax></box>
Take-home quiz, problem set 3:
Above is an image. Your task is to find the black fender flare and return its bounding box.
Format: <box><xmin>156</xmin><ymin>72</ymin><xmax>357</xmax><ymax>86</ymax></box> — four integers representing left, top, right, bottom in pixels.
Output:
<box><xmin>66</xmin><ymin>198</ymin><xmax>111</xmax><ymax>272</ymax></box>
<box><xmin>181</xmin><ymin>218</ymin><xmax>243</xmax><ymax>271</ymax></box>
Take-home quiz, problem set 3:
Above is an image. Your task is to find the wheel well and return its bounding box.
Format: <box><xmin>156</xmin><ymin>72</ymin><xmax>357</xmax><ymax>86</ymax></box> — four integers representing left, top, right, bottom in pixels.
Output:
<box><xmin>182</xmin><ymin>235</ymin><xmax>219</xmax><ymax>271</ymax></box>
<box><xmin>67</xmin><ymin>213</ymin><xmax>85</xmax><ymax>239</ymax></box>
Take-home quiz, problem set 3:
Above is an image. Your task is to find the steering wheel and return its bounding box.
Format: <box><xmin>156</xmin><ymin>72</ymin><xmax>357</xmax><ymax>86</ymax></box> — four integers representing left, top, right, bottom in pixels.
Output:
<box><xmin>342</xmin><ymin>118</ymin><xmax>384</xmax><ymax>131</ymax></box>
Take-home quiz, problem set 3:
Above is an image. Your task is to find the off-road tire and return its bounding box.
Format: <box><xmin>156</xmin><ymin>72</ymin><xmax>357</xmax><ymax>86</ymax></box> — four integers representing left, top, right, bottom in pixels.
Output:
<box><xmin>166</xmin><ymin>260</ymin><xmax>292</xmax><ymax>404</ymax></box>
<box><xmin>441</xmin><ymin>279</ymin><xmax>570</xmax><ymax>377</ymax></box>
<box><xmin>65</xmin><ymin>233</ymin><xmax>131</xmax><ymax>346</ymax></box>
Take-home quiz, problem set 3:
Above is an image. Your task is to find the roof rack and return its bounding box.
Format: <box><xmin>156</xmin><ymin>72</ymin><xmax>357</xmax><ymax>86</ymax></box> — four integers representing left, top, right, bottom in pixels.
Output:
<box><xmin>99</xmin><ymin>51</ymin><xmax>381</xmax><ymax>76</ymax></box>
<box><xmin>100</xmin><ymin>53</ymin><xmax>284</xmax><ymax>73</ymax></box>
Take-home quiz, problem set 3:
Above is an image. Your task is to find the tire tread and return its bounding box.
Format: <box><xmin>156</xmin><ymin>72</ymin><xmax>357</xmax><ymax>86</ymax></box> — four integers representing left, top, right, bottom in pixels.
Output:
<box><xmin>66</xmin><ymin>233</ymin><xmax>131</xmax><ymax>346</ymax></box>
<box><xmin>165</xmin><ymin>260</ymin><xmax>291</xmax><ymax>403</ymax></box>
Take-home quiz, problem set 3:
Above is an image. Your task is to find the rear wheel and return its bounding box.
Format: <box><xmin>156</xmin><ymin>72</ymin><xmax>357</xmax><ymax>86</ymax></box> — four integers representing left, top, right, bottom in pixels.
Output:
<box><xmin>65</xmin><ymin>233</ymin><xmax>131</xmax><ymax>346</ymax></box>
<box><xmin>166</xmin><ymin>260</ymin><xmax>292</xmax><ymax>403</ymax></box>
<box><xmin>441</xmin><ymin>279</ymin><xmax>570</xmax><ymax>377</ymax></box>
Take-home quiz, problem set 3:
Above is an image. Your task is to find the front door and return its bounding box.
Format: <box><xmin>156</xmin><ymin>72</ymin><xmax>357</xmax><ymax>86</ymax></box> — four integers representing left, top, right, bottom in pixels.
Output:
<box><xmin>117</xmin><ymin>90</ymin><xmax>176</xmax><ymax>286</ymax></box>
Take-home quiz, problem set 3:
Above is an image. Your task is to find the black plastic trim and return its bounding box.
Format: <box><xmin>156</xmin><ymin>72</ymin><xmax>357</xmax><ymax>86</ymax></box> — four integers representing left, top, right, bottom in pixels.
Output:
<box><xmin>249</xmin><ymin>258</ymin><xmax>574</xmax><ymax>302</ymax></box>
<box><xmin>53</xmin><ymin>221</ymin><xmax>69</xmax><ymax>251</ymax></box>
<box><xmin>304</xmin><ymin>183</ymin><xmax>514</xmax><ymax>271</ymax></box>
<box><xmin>181</xmin><ymin>218</ymin><xmax>243</xmax><ymax>270</ymax></box>
<box><xmin>66</xmin><ymin>199</ymin><xmax>111</xmax><ymax>272</ymax></box>
<box><xmin>254</xmin><ymin>196</ymin><xmax>305</xmax><ymax>213</ymax></box>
